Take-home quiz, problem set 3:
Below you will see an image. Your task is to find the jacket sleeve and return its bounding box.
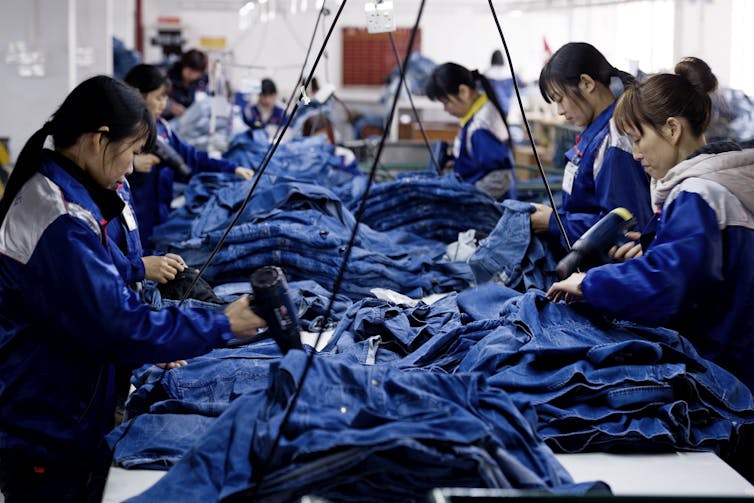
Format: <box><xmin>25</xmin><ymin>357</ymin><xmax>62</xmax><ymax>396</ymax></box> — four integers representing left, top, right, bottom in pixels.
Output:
<box><xmin>108</xmin><ymin>236</ymin><xmax>146</xmax><ymax>284</ymax></box>
<box><xmin>470</xmin><ymin>129</ymin><xmax>513</xmax><ymax>174</ymax></box>
<box><xmin>581</xmin><ymin>191</ymin><xmax>722</xmax><ymax>326</ymax></box>
<box><xmin>23</xmin><ymin>216</ymin><xmax>234</xmax><ymax>366</ymax></box>
<box><xmin>548</xmin><ymin>146</ymin><xmax>651</xmax><ymax>246</ymax></box>
<box><xmin>168</xmin><ymin>129</ymin><xmax>237</xmax><ymax>174</ymax></box>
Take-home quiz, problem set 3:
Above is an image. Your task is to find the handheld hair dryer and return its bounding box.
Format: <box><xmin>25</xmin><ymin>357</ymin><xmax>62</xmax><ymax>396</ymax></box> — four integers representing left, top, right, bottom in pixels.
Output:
<box><xmin>249</xmin><ymin>266</ymin><xmax>303</xmax><ymax>354</ymax></box>
<box><xmin>151</xmin><ymin>139</ymin><xmax>193</xmax><ymax>179</ymax></box>
<box><xmin>555</xmin><ymin>208</ymin><xmax>636</xmax><ymax>280</ymax></box>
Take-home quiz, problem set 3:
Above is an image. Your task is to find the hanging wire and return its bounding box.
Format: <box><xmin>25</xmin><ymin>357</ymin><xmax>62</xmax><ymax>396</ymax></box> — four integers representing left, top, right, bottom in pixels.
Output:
<box><xmin>387</xmin><ymin>32</ymin><xmax>441</xmax><ymax>174</ymax></box>
<box><xmin>237</xmin><ymin>0</ymin><xmax>428</xmax><ymax>499</ymax></box>
<box><xmin>486</xmin><ymin>0</ymin><xmax>572</xmax><ymax>251</ymax></box>
<box><xmin>177</xmin><ymin>0</ymin><xmax>332</xmax><ymax>305</ymax></box>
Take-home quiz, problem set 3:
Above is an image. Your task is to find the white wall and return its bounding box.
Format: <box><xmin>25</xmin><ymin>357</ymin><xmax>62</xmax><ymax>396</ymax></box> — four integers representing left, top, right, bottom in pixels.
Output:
<box><xmin>0</xmin><ymin>0</ymin><xmax>115</xmax><ymax>161</ymax></box>
<box><xmin>135</xmin><ymin>0</ymin><xmax>736</xmax><ymax>100</ymax></box>
<box><xmin>0</xmin><ymin>0</ymin><xmax>76</xmax><ymax>160</ymax></box>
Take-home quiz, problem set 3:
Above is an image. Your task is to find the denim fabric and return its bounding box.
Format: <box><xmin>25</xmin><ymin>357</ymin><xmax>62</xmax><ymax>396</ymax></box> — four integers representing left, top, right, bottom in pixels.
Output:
<box><xmin>126</xmin><ymin>351</ymin><xmax>572</xmax><ymax>502</ymax></box>
<box><xmin>454</xmin><ymin>288</ymin><xmax>754</xmax><ymax>456</ymax></box>
<box><xmin>469</xmin><ymin>199</ymin><xmax>558</xmax><ymax>290</ymax></box>
<box><xmin>161</xmin><ymin>211</ymin><xmax>473</xmax><ymax>299</ymax></box>
<box><xmin>349</xmin><ymin>172</ymin><xmax>503</xmax><ymax>243</ymax></box>
<box><xmin>113</xmin><ymin>285</ymin><xmax>754</xmax><ymax>480</ymax></box>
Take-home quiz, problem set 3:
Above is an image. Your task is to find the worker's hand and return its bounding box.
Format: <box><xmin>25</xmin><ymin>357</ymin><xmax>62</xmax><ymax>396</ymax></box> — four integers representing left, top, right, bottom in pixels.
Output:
<box><xmin>142</xmin><ymin>253</ymin><xmax>187</xmax><ymax>283</ymax></box>
<box><xmin>224</xmin><ymin>294</ymin><xmax>267</xmax><ymax>340</ymax></box>
<box><xmin>609</xmin><ymin>231</ymin><xmax>643</xmax><ymax>261</ymax></box>
<box><xmin>234</xmin><ymin>166</ymin><xmax>255</xmax><ymax>180</ymax></box>
<box><xmin>546</xmin><ymin>272</ymin><xmax>586</xmax><ymax>303</ymax></box>
<box><xmin>530</xmin><ymin>203</ymin><xmax>553</xmax><ymax>233</ymax></box>
<box><xmin>156</xmin><ymin>360</ymin><xmax>187</xmax><ymax>370</ymax></box>
<box><xmin>133</xmin><ymin>153</ymin><xmax>160</xmax><ymax>173</ymax></box>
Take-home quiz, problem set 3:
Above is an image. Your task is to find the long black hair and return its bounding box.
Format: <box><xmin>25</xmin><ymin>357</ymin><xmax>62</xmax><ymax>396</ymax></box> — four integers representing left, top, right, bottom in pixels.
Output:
<box><xmin>539</xmin><ymin>42</ymin><xmax>634</xmax><ymax>104</ymax></box>
<box><xmin>0</xmin><ymin>75</ymin><xmax>156</xmax><ymax>226</ymax></box>
<box><xmin>426</xmin><ymin>62</ymin><xmax>512</xmax><ymax>138</ymax></box>
<box><xmin>124</xmin><ymin>63</ymin><xmax>171</xmax><ymax>95</ymax></box>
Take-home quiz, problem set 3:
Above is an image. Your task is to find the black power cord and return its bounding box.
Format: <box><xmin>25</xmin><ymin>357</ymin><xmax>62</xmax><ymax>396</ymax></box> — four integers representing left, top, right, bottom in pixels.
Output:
<box><xmin>177</xmin><ymin>0</ymin><xmax>340</xmax><ymax>306</ymax></box>
<box><xmin>486</xmin><ymin>0</ymin><xmax>572</xmax><ymax>251</ymax></box>
<box><xmin>228</xmin><ymin>0</ymin><xmax>429</xmax><ymax>500</ymax></box>
<box><xmin>387</xmin><ymin>32</ymin><xmax>442</xmax><ymax>174</ymax></box>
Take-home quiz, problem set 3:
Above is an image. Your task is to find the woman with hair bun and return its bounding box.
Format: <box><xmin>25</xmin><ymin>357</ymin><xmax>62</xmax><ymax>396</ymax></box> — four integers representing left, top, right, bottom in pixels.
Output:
<box><xmin>547</xmin><ymin>57</ymin><xmax>754</xmax><ymax>392</ymax></box>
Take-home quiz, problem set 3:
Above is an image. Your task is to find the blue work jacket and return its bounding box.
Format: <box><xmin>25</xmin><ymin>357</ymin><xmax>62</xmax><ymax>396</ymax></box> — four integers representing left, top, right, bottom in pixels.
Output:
<box><xmin>107</xmin><ymin>180</ymin><xmax>146</xmax><ymax>285</ymax></box>
<box><xmin>128</xmin><ymin>118</ymin><xmax>236</xmax><ymax>250</ymax></box>
<box><xmin>549</xmin><ymin>102</ymin><xmax>652</xmax><ymax>249</ymax></box>
<box><xmin>242</xmin><ymin>103</ymin><xmax>287</xmax><ymax>130</ymax></box>
<box><xmin>582</xmin><ymin>144</ymin><xmax>754</xmax><ymax>391</ymax></box>
<box><xmin>452</xmin><ymin>95</ymin><xmax>515</xmax><ymax>196</ymax></box>
<box><xmin>0</xmin><ymin>150</ymin><xmax>234</xmax><ymax>467</ymax></box>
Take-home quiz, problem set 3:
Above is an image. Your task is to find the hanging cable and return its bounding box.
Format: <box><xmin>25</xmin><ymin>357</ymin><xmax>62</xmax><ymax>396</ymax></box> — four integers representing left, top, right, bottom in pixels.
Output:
<box><xmin>234</xmin><ymin>0</ymin><xmax>427</xmax><ymax>499</ymax></box>
<box><xmin>387</xmin><ymin>32</ymin><xmax>441</xmax><ymax>173</ymax></box>
<box><xmin>177</xmin><ymin>0</ymin><xmax>332</xmax><ymax>305</ymax></box>
<box><xmin>486</xmin><ymin>0</ymin><xmax>572</xmax><ymax>251</ymax></box>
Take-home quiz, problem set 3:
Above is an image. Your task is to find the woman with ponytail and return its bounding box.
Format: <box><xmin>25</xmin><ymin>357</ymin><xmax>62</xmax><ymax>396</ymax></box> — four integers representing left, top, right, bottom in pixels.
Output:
<box><xmin>534</xmin><ymin>42</ymin><xmax>652</xmax><ymax>252</ymax></box>
<box><xmin>426</xmin><ymin>62</ymin><xmax>516</xmax><ymax>201</ymax></box>
<box><xmin>0</xmin><ymin>76</ymin><xmax>265</xmax><ymax>502</ymax></box>
<box><xmin>547</xmin><ymin>57</ymin><xmax>754</xmax><ymax>393</ymax></box>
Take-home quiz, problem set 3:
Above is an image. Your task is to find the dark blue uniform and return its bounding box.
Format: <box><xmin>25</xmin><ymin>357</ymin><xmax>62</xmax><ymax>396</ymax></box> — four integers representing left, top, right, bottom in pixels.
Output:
<box><xmin>582</xmin><ymin>144</ymin><xmax>754</xmax><ymax>391</ymax></box>
<box><xmin>548</xmin><ymin>102</ymin><xmax>652</xmax><ymax>249</ymax></box>
<box><xmin>127</xmin><ymin>118</ymin><xmax>237</xmax><ymax>250</ymax></box>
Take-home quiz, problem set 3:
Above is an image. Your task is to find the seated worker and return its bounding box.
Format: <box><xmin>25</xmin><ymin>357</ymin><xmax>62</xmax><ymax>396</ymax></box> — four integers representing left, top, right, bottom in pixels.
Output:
<box><xmin>0</xmin><ymin>75</ymin><xmax>265</xmax><ymax>502</ymax></box>
<box><xmin>547</xmin><ymin>57</ymin><xmax>754</xmax><ymax>392</ymax></box>
<box><xmin>243</xmin><ymin>77</ymin><xmax>287</xmax><ymax>137</ymax></box>
<box><xmin>123</xmin><ymin>64</ymin><xmax>254</xmax><ymax>250</ymax></box>
<box><xmin>426</xmin><ymin>62</ymin><xmax>515</xmax><ymax>201</ymax></box>
<box><xmin>164</xmin><ymin>48</ymin><xmax>209</xmax><ymax>120</ymax></box>
<box><xmin>533</xmin><ymin>42</ymin><xmax>652</xmax><ymax>253</ymax></box>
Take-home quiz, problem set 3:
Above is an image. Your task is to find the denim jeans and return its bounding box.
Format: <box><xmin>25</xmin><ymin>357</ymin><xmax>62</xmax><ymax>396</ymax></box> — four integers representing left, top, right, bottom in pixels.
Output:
<box><xmin>469</xmin><ymin>199</ymin><xmax>558</xmax><ymax>291</ymax></box>
<box><xmin>125</xmin><ymin>351</ymin><xmax>572</xmax><ymax>502</ymax></box>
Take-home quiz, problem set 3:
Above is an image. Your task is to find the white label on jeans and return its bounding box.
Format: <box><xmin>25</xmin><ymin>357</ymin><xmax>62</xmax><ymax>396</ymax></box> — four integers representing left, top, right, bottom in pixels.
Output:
<box><xmin>562</xmin><ymin>161</ymin><xmax>578</xmax><ymax>195</ymax></box>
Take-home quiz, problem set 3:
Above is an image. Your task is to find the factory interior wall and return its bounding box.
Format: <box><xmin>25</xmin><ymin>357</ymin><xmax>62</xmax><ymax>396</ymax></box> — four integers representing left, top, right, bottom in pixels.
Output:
<box><xmin>0</xmin><ymin>0</ymin><xmax>746</xmax><ymax>162</ymax></box>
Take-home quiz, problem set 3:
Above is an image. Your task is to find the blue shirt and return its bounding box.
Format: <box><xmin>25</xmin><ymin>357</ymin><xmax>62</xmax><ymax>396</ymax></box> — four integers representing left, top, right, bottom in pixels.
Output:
<box><xmin>128</xmin><ymin>118</ymin><xmax>237</xmax><ymax>250</ymax></box>
<box><xmin>0</xmin><ymin>151</ymin><xmax>234</xmax><ymax>466</ymax></box>
<box><xmin>582</xmin><ymin>145</ymin><xmax>754</xmax><ymax>391</ymax></box>
<box><xmin>452</xmin><ymin>97</ymin><xmax>514</xmax><ymax>197</ymax></box>
<box><xmin>548</xmin><ymin>102</ymin><xmax>652</xmax><ymax>249</ymax></box>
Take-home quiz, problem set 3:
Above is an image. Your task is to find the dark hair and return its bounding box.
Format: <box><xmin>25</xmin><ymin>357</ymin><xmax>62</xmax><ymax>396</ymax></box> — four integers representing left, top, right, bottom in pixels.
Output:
<box><xmin>181</xmin><ymin>49</ymin><xmax>208</xmax><ymax>72</ymax></box>
<box><xmin>260</xmin><ymin>78</ymin><xmax>277</xmax><ymax>96</ymax></box>
<box><xmin>491</xmin><ymin>49</ymin><xmax>504</xmax><ymax>67</ymax></box>
<box><xmin>539</xmin><ymin>42</ymin><xmax>634</xmax><ymax>104</ymax></box>
<box><xmin>614</xmin><ymin>57</ymin><xmax>718</xmax><ymax>138</ymax></box>
<box><xmin>0</xmin><ymin>75</ymin><xmax>156</xmax><ymax>225</ymax></box>
<box><xmin>426</xmin><ymin>62</ymin><xmax>511</xmax><ymax>137</ymax></box>
<box><xmin>124</xmin><ymin>63</ymin><xmax>170</xmax><ymax>94</ymax></box>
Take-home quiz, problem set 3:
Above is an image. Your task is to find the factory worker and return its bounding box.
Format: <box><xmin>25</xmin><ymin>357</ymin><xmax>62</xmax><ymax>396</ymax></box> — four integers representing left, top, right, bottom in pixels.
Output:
<box><xmin>164</xmin><ymin>48</ymin><xmax>209</xmax><ymax>120</ymax></box>
<box><xmin>243</xmin><ymin>77</ymin><xmax>288</xmax><ymax>137</ymax></box>
<box><xmin>0</xmin><ymin>75</ymin><xmax>266</xmax><ymax>502</ymax></box>
<box><xmin>426</xmin><ymin>62</ymin><xmax>516</xmax><ymax>201</ymax></box>
<box><xmin>547</xmin><ymin>57</ymin><xmax>754</xmax><ymax>392</ymax></box>
<box><xmin>533</xmin><ymin>42</ymin><xmax>652</xmax><ymax>253</ymax></box>
<box><xmin>123</xmin><ymin>64</ymin><xmax>254</xmax><ymax>250</ymax></box>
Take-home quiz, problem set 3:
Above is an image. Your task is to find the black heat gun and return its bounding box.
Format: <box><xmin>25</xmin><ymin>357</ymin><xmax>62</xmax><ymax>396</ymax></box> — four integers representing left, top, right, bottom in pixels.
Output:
<box><xmin>151</xmin><ymin>139</ymin><xmax>193</xmax><ymax>179</ymax></box>
<box><xmin>555</xmin><ymin>207</ymin><xmax>637</xmax><ymax>280</ymax></box>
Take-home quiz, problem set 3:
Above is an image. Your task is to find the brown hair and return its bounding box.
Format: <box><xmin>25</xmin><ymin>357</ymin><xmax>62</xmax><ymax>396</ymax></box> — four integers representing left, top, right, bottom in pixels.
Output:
<box><xmin>614</xmin><ymin>57</ymin><xmax>718</xmax><ymax>138</ymax></box>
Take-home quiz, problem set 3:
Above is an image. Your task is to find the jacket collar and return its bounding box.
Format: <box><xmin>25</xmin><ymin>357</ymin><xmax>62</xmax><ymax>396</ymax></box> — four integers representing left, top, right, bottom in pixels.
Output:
<box><xmin>460</xmin><ymin>93</ymin><xmax>488</xmax><ymax>127</ymax></box>
<box><xmin>43</xmin><ymin>149</ymin><xmax>124</xmax><ymax>223</ymax></box>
